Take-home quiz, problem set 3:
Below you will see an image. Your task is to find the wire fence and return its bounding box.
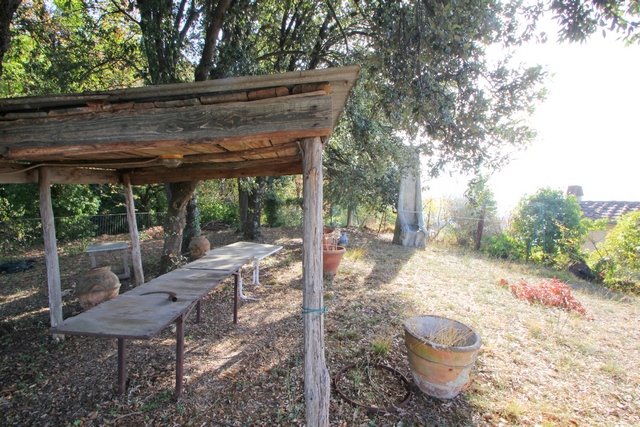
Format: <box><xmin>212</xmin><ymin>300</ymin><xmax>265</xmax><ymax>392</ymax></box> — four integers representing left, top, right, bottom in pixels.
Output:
<box><xmin>0</xmin><ymin>212</ymin><xmax>166</xmax><ymax>253</ymax></box>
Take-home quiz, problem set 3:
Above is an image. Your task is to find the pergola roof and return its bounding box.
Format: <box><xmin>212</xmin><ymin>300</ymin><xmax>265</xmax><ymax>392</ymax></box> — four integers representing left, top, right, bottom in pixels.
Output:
<box><xmin>0</xmin><ymin>65</ymin><xmax>360</xmax><ymax>185</ymax></box>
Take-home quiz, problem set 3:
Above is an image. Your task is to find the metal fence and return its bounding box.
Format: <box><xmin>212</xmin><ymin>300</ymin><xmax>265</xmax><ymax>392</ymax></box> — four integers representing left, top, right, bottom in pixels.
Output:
<box><xmin>0</xmin><ymin>212</ymin><xmax>165</xmax><ymax>253</ymax></box>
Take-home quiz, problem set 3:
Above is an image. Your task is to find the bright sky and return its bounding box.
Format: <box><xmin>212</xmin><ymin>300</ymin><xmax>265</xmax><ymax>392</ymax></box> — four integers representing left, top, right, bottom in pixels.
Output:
<box><xmin>424</xmin><ymin>28</ymin><xmax>640</xmax><ymax>214</ymax></box>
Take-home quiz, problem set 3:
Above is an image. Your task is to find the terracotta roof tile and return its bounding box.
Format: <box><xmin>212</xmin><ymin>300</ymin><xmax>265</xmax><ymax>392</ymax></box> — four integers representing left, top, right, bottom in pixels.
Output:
<box><xmin>579</xmin><ymin>201</ymin><xmax>640</xmax><ymax>222</ymax></box>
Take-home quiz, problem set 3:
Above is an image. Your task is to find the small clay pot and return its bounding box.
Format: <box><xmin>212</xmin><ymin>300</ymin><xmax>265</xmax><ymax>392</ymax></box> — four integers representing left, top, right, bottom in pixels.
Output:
<box><xmin>188</xmin><ymin>235</ymin><xmax>211</xmax><ymax>259</ymax></box>
<box><xmin>76</xmin><ymin>267</ymin><xmax>121</xmax><ymax>310</ymax></box>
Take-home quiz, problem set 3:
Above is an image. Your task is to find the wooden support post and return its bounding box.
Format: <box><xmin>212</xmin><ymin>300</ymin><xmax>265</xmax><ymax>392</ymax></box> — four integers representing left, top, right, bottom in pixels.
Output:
<box><xmin>301</xmin><ymin>136</ymin><xmax>329</xmax><ymax>426</ymax></box>
<box><xmin>38</xmin><ymin>167</ymin><xmax>64</xmax><ymax>339</ymax></box>
<box><xmin>123</xmin><ymin>174</ymin><xmax>144</xmax><ymax>285</ymax></box>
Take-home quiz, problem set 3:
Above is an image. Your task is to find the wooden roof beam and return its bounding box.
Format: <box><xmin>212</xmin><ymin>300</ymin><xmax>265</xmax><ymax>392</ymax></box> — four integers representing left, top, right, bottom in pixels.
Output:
<box><xmin>0</xmin><ymin>95</ymin><xmax>332</xmax><ymax>161</ymax></box>
<box><xmin>127</xmin><ymin>156</ymin><xmax>302</xmax><ymax>185</ymax></box>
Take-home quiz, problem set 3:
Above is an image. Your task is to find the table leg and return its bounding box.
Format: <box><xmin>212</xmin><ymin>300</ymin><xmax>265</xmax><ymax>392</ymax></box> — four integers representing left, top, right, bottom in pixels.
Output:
<box><xmin>122</xmin><ymin>249</ymin><xmax>130</xmax><ymax>279</ymax></box>
<box><xmin>233</xmin><ymin>273</ymin><xmax>238</xmax><ymax>324</ymax></box>
<box><xmin>117</xmin><ymin>338</ymin><xmax>126</xmax><ymax>394</ymax></box>
<box><xmin>237</xmin><ymin>267</ymin><xmax>259</xmax><ymax>301</ymax></box>
<box><xmin>252</xmin><ymin>258</ymin><xmax>260</xmax><ymax>285</ymax></box>
<box><xmin>176</xmin><ymin>315</ymin><xmax>184</xmax><ymax>397</ymax></box>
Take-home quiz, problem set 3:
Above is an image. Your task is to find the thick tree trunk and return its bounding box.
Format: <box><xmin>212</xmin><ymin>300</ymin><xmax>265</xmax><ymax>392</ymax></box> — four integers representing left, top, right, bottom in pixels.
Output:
<box><xmin>346</xmin><ymin>207</ymin><xmax>354</xmax><ymax>227</ymax></box>
<box><xmin>182</xmin><ymin>192</ymin><xmax>201</xmax><ymax>252</ymax></box>
<box><xmin>242</xmin><ymin>176</ymin><xmax>267</xmax><ymax>241</ymax></box>
<box><xmin>301</xmin><ymin>137</ymin><xmax>329</xmax><ymax>426</ymax></box>
<box><xmin>160</xmin><ymin>181</ymin><xmax>198</xmax><ymax>274</ymax></box>
<box><xmin>0</xmin><ymin>0</ymin><xmax>21</xmax><ymax>77</ymax></box>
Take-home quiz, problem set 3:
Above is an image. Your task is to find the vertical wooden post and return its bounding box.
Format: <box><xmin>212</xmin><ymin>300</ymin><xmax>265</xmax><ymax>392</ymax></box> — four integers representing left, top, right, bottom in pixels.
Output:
<box><xmin>123</xmin><ymin>174</ymin><xmax>144</xmax><ymax>285</ymax></box>
<box><xmin>301</xmin><ymin>136</ymin><xmax>329</xmax><ymax>426</ymax></box>
<box><xmin>38</xmin><ymin>167</ymin><xmax>64</xmax><ymax>339</ymax></box>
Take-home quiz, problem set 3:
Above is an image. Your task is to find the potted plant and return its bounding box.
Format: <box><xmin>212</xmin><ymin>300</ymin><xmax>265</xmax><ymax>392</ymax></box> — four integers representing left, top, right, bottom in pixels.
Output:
<box><xmin>404</xmin><ymin>315</ymin><xmax>481</xmax><ymax>399</ymax></box>
<box><xmin>322</xmin><ymin>227</ymin><xmax>345</xmax><ymax>276</ymax></box>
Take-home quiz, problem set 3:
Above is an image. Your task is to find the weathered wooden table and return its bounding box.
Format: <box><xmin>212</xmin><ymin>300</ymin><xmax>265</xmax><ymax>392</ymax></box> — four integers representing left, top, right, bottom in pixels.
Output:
<box><xmin>49</xmin><ymin>241</ymin><xmax>282</xmax><ymax>396</ymax></box>
<box><xmin>86</xmin><ymin>241</ymin><xmax>131</xmax><ymax>279</ymax></box>
<box><xmin>204</xmin><ymin>241</ymin><xmax>283</xmax><ymax>299</ymax></box>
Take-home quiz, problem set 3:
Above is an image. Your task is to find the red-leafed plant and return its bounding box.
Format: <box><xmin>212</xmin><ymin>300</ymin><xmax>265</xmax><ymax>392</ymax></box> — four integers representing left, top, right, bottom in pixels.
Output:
<box><xmin>509</xmin><ymin>278</ymin><xmax>587</xmax><ymax>316</ymax></box>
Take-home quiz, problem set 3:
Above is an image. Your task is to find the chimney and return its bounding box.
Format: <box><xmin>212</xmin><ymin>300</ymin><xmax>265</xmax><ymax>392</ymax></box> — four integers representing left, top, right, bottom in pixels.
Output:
<box><xmin>567</xmin><ymin>185</ymin><xmax>583</xmax><ymax>202</ymax></box>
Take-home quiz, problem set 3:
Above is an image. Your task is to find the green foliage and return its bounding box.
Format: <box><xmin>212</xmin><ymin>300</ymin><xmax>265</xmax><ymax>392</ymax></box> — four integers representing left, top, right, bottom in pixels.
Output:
<box><xmin>197</xmin><ymin>179</ymin><xmax>239</xmax><ymax>226</ymax></box>
<box><xmin>263</xmin><ymin>177</ymin><xmax>302</xmax><ymax>227</ymax></box>
<box><xmin>0</xmin><ymin>183</ymin><xmax>101</xmax><ymax>248</ymax></box>
<box><xmin>509</xmin><ymin>188</ymin><xmax>586</xmax><ymax>266</ymax></box>
<box><xmin>485</xmin><ymin>233</ymin><xmax>520</xmax><ymax>260</ymax></box>
<box><xmin>589</xmin><ymin>211</ymin><xmax>640</xmax><ymax>293</ymax></box>
<box><xmin>198</xmin><ymin>198</ymin><xmax>238</xmax><ymax>225</ymax></box>
<box><xmin>1</xmin><ymin>0</ymin><xmax>142</xmax><ymax>96</ymax></box>
<box><xmin>549</xmin><ymin>0</ymin><xmax>640</xmax><ymax>44</ymax></box>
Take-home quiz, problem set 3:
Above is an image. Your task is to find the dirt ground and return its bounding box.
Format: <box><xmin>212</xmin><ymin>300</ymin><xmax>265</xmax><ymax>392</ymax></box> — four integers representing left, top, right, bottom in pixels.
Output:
<box><xmin>1</xmin><ymin>226</ymin><xmax>638</xmax><ymax>426</ymax></box>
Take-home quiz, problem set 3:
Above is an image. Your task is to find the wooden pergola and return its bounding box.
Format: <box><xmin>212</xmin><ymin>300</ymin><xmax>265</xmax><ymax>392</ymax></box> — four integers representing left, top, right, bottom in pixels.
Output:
<box><xmin>0</xmin><ymin>65</ymin><xmax>360</xmax><ymax>426</ymax></box>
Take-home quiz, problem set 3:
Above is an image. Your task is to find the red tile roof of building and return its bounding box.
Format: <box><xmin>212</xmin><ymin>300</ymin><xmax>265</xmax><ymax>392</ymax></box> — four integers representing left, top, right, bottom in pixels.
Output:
<box><xmin>579</xmin><ymin>201</ymin><xmax>640</xmax><ymax>222</ymax></box>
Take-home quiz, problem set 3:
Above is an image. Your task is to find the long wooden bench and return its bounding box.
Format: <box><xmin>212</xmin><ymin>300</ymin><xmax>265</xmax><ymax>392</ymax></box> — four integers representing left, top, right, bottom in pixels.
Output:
<box><xmin>49</xmin><ymin>242</ymin><xmax>282</xmax><ymax>396</ymax></box>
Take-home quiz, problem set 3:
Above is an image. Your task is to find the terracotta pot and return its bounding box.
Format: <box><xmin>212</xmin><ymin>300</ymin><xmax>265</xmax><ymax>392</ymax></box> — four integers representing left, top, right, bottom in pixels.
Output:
<box><xmin>322</xmin><ymin>245</ymin><xmax>345</xmax><ymax>276</ymax></box>
<box><xmin>323</xmin><ymin>227</ymin><xmax>335</xmax><ymax>248</ymax></box>
<box><xmin>188</xmin><ymin>235</ymin><xmax>211</xmax><ymax>259</ymax></box>
<box><xmin>404</xmin><ymin>315</ymin><xmax>481</xmax><ymax>399</ymax></box>
<box><xmin>76</xmin><ymin>267</ymin><xmax>121</xmax><ymax>310</ymax></box>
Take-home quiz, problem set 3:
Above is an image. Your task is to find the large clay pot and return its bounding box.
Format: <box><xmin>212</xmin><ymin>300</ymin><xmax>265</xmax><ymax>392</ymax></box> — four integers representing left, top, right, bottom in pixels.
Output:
<box><xmin>404</xmin><ymin>315</ymin><xmax>481</xmax><ymax>399</ymax></box>
<box><xmin>322</xmin><ymin>227</ymin><xmax>335</xmax><ymax>249</ymax></box>
<box><xmin>322</xmin><ymin>245</ymin><xmax>346</xmax><ymax>276</ymax></box>
<box><xmin>188</xmin><ymin>235</ymin><xmax>211</xmax><ymax>259</ymax></box>
<box><xmin>76</xmin><ymin>267</ymin><xmax>121</xmax><ymax>310</ymax></box>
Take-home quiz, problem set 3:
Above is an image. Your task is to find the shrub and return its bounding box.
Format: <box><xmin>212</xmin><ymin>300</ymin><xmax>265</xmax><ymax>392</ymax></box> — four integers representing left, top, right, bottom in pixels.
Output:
<box><xmin>509</xmin><ymin>188</ymin><xmax>586</xmax><ymax>267</ymax></box>
<box><xmin>485</xmin><ymin>233</ymin><xmax>520</xmax><ymax>260</ymax></box>
<box><xmin>590</xmin><ymin>211</ymin><xmax>640</xmax><ymax>293</ymax></box>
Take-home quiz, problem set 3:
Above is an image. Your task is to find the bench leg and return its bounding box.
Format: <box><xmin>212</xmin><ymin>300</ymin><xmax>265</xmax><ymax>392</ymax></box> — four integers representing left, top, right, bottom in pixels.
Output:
<box><xmin>90</xmin><ymin>254</ymin><xmax>97</xmax><ymax>269</ymax></box>
<box><xmin>117</xmin><ymin>338</ymin><xmax>126</xmax><ymax>394</ymax></box>
<box><xmin>176</xmin><ymin>315</ymin><xmax>184</xmax><ymax>397</ymax></box>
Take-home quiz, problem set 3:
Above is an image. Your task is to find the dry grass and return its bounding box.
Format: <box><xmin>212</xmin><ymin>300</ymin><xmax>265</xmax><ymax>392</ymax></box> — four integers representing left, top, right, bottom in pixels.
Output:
<box><xmin>1</xmin><ymin>227</ymin><xmax>639</xmax><ymax>426</ymax></box>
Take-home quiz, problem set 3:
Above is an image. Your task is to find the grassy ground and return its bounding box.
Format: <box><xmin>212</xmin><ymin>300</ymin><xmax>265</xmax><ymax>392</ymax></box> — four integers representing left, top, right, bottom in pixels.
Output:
<box><xmin>0</xmin><ymin>226</ymin><xmax>638</xmax><ymax>426</ymax></box>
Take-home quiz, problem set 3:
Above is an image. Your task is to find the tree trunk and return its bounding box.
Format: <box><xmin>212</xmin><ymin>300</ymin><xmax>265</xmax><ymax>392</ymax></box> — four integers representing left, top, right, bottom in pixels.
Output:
<box><xmin>474</xmin><ymin>209</ymin><xmax>485</xmax><ymax>251</ymax></box>
<box><xmin>194</xmin><ymin>0</ymin><xmax>232</xmax><ymax>81</ymax></box>
<box><xmin>301</xmin><ymin>137</ymin><xmax>329</xmax><ymax>426</ymax></box>
<box><xmin>346</xmin><ymin>207</ymin><xmax>354</xmax><ymax>227</ymax></box>
<box><xmin>160</xmin><ymin>181</ymin><xmax>198</xmax><ymax>274</ymax></box>
<box><xmin>242</xmin><ymin>176</ymin><xmax>267</xmax><ymax>241</ymax></box>
<box><xmin>0</xmin><ymin>0</ymin><xmax>21</xmax><ymax>77</ymax></box>
<box><xmin>182</xmin><ymin>191</ymin><xmax>201</xmax><ymax>252</ymax></box>
<box><xmin>238</xmin><ymin>178</ymin><xmax>249</xmax><ymax>232</ymax></box>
